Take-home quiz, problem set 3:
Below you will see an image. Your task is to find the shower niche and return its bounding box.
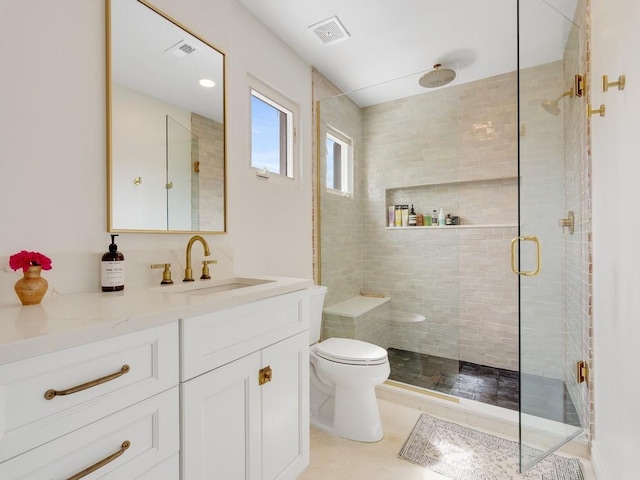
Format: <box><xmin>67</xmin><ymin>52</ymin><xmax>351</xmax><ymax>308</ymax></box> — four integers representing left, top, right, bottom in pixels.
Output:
<box><xmin>385</xmin><ymin>176</ymin><xmax>518</xmax><ymax>229</ymax></box>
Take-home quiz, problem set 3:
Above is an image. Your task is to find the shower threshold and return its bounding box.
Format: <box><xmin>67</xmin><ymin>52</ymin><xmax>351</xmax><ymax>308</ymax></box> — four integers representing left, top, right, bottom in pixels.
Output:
<box><xmin>387</xmin><ymin>347</ymin><xmax>580</xmax><ymax>427</ymax></box>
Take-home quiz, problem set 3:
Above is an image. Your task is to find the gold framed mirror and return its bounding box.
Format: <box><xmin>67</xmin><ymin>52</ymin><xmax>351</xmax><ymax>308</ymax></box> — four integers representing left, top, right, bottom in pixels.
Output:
<box><xmin>106</xmin><ymin>0</ymin><xmax>226</xmax><ymax>233</ymax></box>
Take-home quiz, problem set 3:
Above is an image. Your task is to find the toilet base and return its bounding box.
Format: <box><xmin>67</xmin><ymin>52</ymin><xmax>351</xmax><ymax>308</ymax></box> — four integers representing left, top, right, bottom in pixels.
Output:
<box><xmin>309</xmin><ymin>341</ymin><xmax>389</xmax><ymax>443</ymax></box>
<box><xmin>310</xmin><ymin>384</ymin><xmax>384</xmax><ymax>442</ymax></box>
<box><xmin>333</xmin><ymin>385</ymin><xmax>384</xmax><ymax>442</ymax></box>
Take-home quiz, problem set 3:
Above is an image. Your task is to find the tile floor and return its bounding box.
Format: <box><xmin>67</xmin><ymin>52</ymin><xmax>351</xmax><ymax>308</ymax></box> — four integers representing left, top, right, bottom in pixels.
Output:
<box><xmin>387</xmin><ymin>348</ymin><xmax>581</xmax><ymax>427</ymax></box>
<box><xmin>297</xmin><ymin>398</ymin><xmax>596</xmax><ymax>480</ymax></box>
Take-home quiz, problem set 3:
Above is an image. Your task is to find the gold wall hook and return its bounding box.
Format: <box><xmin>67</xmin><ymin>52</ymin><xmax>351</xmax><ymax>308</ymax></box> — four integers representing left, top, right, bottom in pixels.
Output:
<box><xmin>587</xmin><ymin>104</ymin><xmax>606</xmax><ymax>118</ymax></box>
<box><xmin>603</xmin><ymin>74</ymin><xmax>626</xmax><ymax>92</ymax></box>
<box><xmin>133</xmin><ymin>176</ymin><xmax>142</xmax><ymax>185</ymax></box>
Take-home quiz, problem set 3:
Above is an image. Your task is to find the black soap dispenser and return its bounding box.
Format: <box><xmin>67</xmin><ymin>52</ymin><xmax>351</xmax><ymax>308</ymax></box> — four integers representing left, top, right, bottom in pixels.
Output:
<box><xmin>101</xmin><ymin>234</ymin><xmax>125</xmax><ymax>292</ymax></box>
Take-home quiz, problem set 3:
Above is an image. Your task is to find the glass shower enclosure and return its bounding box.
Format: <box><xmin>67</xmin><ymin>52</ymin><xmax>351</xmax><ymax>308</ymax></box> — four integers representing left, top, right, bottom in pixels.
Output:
<box><xmin>315</xmin><ymin>0</ymin><xmax>588</xmax><ymax>473</ymax></box>
<box><xmin>517</xmin><ymin>0</ymin><xmax>585</xmax><ymax>470</ymax></box>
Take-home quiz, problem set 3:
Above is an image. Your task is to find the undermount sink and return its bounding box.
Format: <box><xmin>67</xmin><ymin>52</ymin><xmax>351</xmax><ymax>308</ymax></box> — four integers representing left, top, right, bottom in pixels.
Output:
<box><xmin>152</xmin><ymin>277</ymin><xmax>275</xmax><ymax>296</ymax></box>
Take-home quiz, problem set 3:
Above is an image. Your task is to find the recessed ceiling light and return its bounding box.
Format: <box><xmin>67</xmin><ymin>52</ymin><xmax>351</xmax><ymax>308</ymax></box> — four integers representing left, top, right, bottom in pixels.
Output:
<box><xmin>198</xmin><ymin>78</ymin><xmax>216</xmax><ymax>88</ymax></box>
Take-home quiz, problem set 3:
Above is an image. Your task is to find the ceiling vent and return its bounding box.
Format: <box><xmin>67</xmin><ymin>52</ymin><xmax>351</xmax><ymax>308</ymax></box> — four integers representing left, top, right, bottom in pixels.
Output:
<box><xmin>165</xmin><ymin>39</ymin><xmax>198</xmax><ymax>58</ymax></box>
<box><xmin>308</xmin><ymin>16</ymin><xmax>350</xmax><ymax>45</ymax></box>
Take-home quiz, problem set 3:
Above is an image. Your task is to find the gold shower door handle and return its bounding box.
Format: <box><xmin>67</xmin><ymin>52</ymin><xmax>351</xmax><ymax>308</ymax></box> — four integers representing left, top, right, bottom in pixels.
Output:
<box><xmin>511</xmin><ymin>236</ymin><xmax>541</xmax><ymax>276</ymax></box>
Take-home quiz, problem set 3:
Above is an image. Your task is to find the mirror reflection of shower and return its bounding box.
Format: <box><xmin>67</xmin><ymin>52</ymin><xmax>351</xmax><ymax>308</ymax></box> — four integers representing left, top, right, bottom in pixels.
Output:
<box><xmin>541</xmin><ymin>88</ymin><xmax>573</xmax><ymax>115</ymax></box>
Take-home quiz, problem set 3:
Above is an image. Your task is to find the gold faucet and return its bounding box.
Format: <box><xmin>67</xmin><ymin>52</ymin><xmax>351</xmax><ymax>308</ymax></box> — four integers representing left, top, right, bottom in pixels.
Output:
<box><xmin>183</xmin><ymin>235</ymin><xmax>211</xmax><ymax>282</ymax></box>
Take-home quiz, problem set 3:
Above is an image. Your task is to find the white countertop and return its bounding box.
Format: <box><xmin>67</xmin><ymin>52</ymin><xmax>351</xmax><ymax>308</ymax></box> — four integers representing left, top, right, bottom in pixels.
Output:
<box><xmin>0</xmin><ymin>275</ymin><xmax>313</xmax><ymax>365</ymax></box>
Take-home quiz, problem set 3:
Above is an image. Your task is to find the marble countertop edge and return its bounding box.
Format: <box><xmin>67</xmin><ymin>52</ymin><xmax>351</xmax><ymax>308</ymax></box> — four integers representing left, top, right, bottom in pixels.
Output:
<box><xmin>0</xmin><ymin>275</ymin><xmax>314</xmax><ymax>365</ymax></box>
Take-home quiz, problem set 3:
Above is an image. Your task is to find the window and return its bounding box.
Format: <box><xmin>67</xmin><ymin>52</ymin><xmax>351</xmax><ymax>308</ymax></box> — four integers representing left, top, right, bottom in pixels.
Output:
<box><xmin>251</xmin><ymin>88</ymin><xmax>295</xmax><ymax>178</ymax></box>
<box><xmin>326</xmin><ymin>130</ymin><xmax>353</xmax><ymax>196</ymax></box>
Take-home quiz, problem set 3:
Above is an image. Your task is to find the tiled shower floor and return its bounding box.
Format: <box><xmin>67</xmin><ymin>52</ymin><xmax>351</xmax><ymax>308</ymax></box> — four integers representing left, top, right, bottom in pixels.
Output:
<box><xmin>387</xmin><ymin>347</ymin><xmax>581</xmax><ymax>427</ymax></box>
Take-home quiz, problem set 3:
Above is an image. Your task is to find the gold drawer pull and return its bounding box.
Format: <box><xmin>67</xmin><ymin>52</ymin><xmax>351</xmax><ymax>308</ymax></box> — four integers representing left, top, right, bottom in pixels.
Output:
<box><xmin>66</xmin><ymin>440</ymin><xmax>130</xmax><ymax>480</ymax></box>
<box><xmin>45</xmin><ymin>365</ymin><xmax>130</xmax><ymax>400</ymax></box>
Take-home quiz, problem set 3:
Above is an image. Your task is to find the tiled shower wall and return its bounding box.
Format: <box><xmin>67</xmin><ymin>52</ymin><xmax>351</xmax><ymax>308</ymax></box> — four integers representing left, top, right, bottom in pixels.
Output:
<box><xmin>313</xmin><ymin>2</ymin><xmax>591</xmax><ymax>430</ymax></box>
<box><xmin>315</xmin><ymin>65</ymin><xmax>571</xmax><ymax>373</ymax></box>
<box><xmin>361</xmin><ymin>71</ymin><xmax>522</xmax><ymax>370</ymax></box>
<box><xmin>191</xmin><ymin>113</ymin><xmax>224</xmax><ymax>232</ymax></box>
<box><xmin>563</xmin><ymin>0</ymin><xmax>592</xmax><ymax>436</ymax></box>
<box><xmin>314</xmin><ymin>82</ymin><xmax>364</xmax><ymax>308</ymax></box>
<box><xmin>519</xmin><ymin>60</ymin><xmax>566</xmax><ymax>379</ymax></box>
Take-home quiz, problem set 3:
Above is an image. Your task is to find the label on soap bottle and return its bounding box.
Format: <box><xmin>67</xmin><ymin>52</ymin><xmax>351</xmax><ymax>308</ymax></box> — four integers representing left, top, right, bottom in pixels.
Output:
<box><xmin>101</xmin><ymin>261</ymin><xmax>125</xmax><ymax>288</ymax></box>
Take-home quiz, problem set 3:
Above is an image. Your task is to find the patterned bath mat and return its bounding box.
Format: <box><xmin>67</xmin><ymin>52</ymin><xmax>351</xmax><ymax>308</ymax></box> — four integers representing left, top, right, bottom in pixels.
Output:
<box><xmin>398</xmin><ymin>414</ymin><xmax>584</xmax><ymax>480</ymax></box>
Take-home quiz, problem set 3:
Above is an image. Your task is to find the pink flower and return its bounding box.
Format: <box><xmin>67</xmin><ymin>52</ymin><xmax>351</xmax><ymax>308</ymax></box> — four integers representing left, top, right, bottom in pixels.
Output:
<box><xmin>9</xmin><ymin>250</ymin><xmax>53</xmax><ymax>272</ymax></box>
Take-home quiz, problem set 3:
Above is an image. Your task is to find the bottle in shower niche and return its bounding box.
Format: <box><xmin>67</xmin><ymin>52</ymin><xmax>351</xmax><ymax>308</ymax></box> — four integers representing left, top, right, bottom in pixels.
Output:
<box><xmin>438</xmin><ymin>208</ymin><xmax>445</xmax><ymax>227</ymax></box>
<box><xmin>431</xmin><ymin>209</ymin><xmax>438</xmax><ymax>226</ymax></box>
<box><xmin>101</xmin><ymin>234</ymin><xmax>125</xmax><ymax>292</ymax></box>
<box><xmin>401</xmin><ymin>205</ymin><xmax>409</xmax><ymax>226</ymax></box>
<box><xmin>395</xmin><ymin>205</ymin><xmax>403</xmax><ymax>227</ymax></box>
<box><xmin>446</xmin><ymin>213</ymin><xmax>453</xmax><ymax>225</ymax></box>
<box><xmin>409</xmin><ymin>204</ymin><xmax>417</xmax><ymax>226</ymax></box>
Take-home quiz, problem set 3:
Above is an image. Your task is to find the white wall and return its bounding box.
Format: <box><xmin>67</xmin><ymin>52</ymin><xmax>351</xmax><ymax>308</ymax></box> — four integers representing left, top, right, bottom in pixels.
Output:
<box><xmin>0</xmin><ymin>0</ymin><xmax>313</xmax><ymax>302</ymax></box>
<box><xmin>112</xmin><ymin>84</ymin><xmax>191</xmax><ymax>230</ymax></box>
<box><xmin>591</xmin><ymin>0</ymin><xmax>640</xmax><ymax>478</ymax></box>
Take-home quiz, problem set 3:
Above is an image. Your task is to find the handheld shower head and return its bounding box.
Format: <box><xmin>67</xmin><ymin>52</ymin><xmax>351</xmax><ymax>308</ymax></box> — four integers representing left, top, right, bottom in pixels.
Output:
<box><xmin>541</xmin><ymin>88</ymin><xmax>574</xmax><ymax>115</ymax></box>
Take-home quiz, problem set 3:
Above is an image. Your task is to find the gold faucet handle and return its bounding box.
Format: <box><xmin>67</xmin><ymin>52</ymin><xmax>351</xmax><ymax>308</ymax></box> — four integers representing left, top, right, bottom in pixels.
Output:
<box><xmin>201</xmin><ymin>259</ymin><xmax>217</xmax><ymax>280</ymax></box>
<box><xmin>150</xmin><ymin>263</ymin><xmax>174</xmax><ymax>285</ymax></box>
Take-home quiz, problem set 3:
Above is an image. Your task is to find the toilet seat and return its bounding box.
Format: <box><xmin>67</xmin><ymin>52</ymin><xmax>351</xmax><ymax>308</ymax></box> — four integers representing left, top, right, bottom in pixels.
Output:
<box><xmin>314</xmin><ymin>338</ymin><xmax>388</xmax><ymax>366</ymax></box>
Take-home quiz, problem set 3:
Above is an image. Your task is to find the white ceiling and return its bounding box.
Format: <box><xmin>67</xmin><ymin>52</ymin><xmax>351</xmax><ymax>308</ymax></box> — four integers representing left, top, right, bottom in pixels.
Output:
<box><xmin>111</xmin><ymin>0</ymin><xmax>224</xmax><ymax>122</ymax></box>
<box><xmin>237</xmin><ymin>0</ymin><xmax>579</xmax><ymax>106</ymax></box>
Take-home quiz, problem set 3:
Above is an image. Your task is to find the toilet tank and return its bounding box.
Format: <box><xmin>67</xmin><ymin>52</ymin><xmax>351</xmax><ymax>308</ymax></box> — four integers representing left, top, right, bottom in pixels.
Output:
<box><xmin>308</xmin><ymin>285</ymin><xmax>327</xmax><ymax>345</ymax></box>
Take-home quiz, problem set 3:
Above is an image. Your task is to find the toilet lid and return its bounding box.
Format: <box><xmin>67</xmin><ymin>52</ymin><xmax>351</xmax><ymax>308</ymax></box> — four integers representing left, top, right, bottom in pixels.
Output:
<box><xmin>314</xmin><ymin>338</ymin><xmax>388</xmax><ymax>365</ymax></box>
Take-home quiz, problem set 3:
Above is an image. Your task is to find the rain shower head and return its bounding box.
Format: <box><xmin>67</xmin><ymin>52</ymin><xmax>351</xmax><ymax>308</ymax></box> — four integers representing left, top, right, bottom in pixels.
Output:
<box><xmin>419</xmin><ymin>64</ymin><xmax>456</xmax><ymax>88</ymax></box>
<box><xmin>541</xmin><ymin>88</ymin><xmax>574</xmax><ymax>115</ymax></box>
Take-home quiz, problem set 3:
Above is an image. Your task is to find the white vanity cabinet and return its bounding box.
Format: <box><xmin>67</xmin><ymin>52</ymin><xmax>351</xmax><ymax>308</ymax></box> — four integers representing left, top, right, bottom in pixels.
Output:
<box><xmin>0</xmin><ymin>277</ymin><xmax>314</xmax><ymax>479</ymax></box>
<box><xmin>0</xmin><ymin>322</ymin><xmax>180</xmax><ymax>479</ymax></box>
<box><xmin>180</xmin><ymin>290</ymin><xmax>310</xmax><ymax>480</ymax></box>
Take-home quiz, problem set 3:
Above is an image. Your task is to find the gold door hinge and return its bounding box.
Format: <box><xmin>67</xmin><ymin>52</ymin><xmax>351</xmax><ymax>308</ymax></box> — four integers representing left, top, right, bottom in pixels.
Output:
<box><xmin>259</xmin><ymin>366</ymin><xmax>272</xmax><ymax>385</ymax></box>
<box><xmin>577</xmin><ymin>360</ymin><xmax>589</xmax><ymax>384</ymax></box>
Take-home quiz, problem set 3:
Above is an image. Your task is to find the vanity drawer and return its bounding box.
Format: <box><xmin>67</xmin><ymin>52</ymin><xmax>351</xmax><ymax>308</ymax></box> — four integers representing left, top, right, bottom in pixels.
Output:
<box><xmin>0</xmin><ymin>387</ymin><xmax>179</xmax><ymax>480</ymax></box>
<box><xmin>0</xmin><ymin>322</ymin><xmax>179</xmax><ymax>462</ymax></box>
<box><xmin>134</xmin><ymin>452</ymin><xmax>180</xmax><ymax>480</ymax></box>
<box><xmin>181</xmin><ymin>290</ymin><xmax>309</xmax><ymax>380</ymax></box>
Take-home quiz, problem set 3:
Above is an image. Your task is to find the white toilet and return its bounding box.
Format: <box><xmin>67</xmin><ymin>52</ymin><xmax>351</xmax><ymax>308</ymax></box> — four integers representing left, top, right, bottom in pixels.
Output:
<box><xmin>308</xmin><ymin>286</ymin><xmax>390</xmax><ymax>442</ymax></box>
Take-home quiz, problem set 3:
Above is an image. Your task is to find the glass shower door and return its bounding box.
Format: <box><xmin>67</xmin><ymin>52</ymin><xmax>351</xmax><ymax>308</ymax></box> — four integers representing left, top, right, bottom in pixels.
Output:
<box><xmin>166</xmin><ymin>115</ymin><xmax>197</xmax><ymax>231</ymax></box>
<box><xmin>517</xmin><ymin>0</ymin><xmax>584</xmax><ymax>471</ymax></box>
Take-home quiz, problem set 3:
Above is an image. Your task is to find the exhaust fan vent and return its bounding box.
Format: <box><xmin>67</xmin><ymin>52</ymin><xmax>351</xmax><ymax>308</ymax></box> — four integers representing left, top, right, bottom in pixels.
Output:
<box><xmin>308</xmin><ymin>16</ymin><xmax>350</xmax><ymax>45</ymax></box>
<box><xmin>165</xmin><ymin>39</ymin><xmax>198</xmax><ymax>58</ymax></box>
